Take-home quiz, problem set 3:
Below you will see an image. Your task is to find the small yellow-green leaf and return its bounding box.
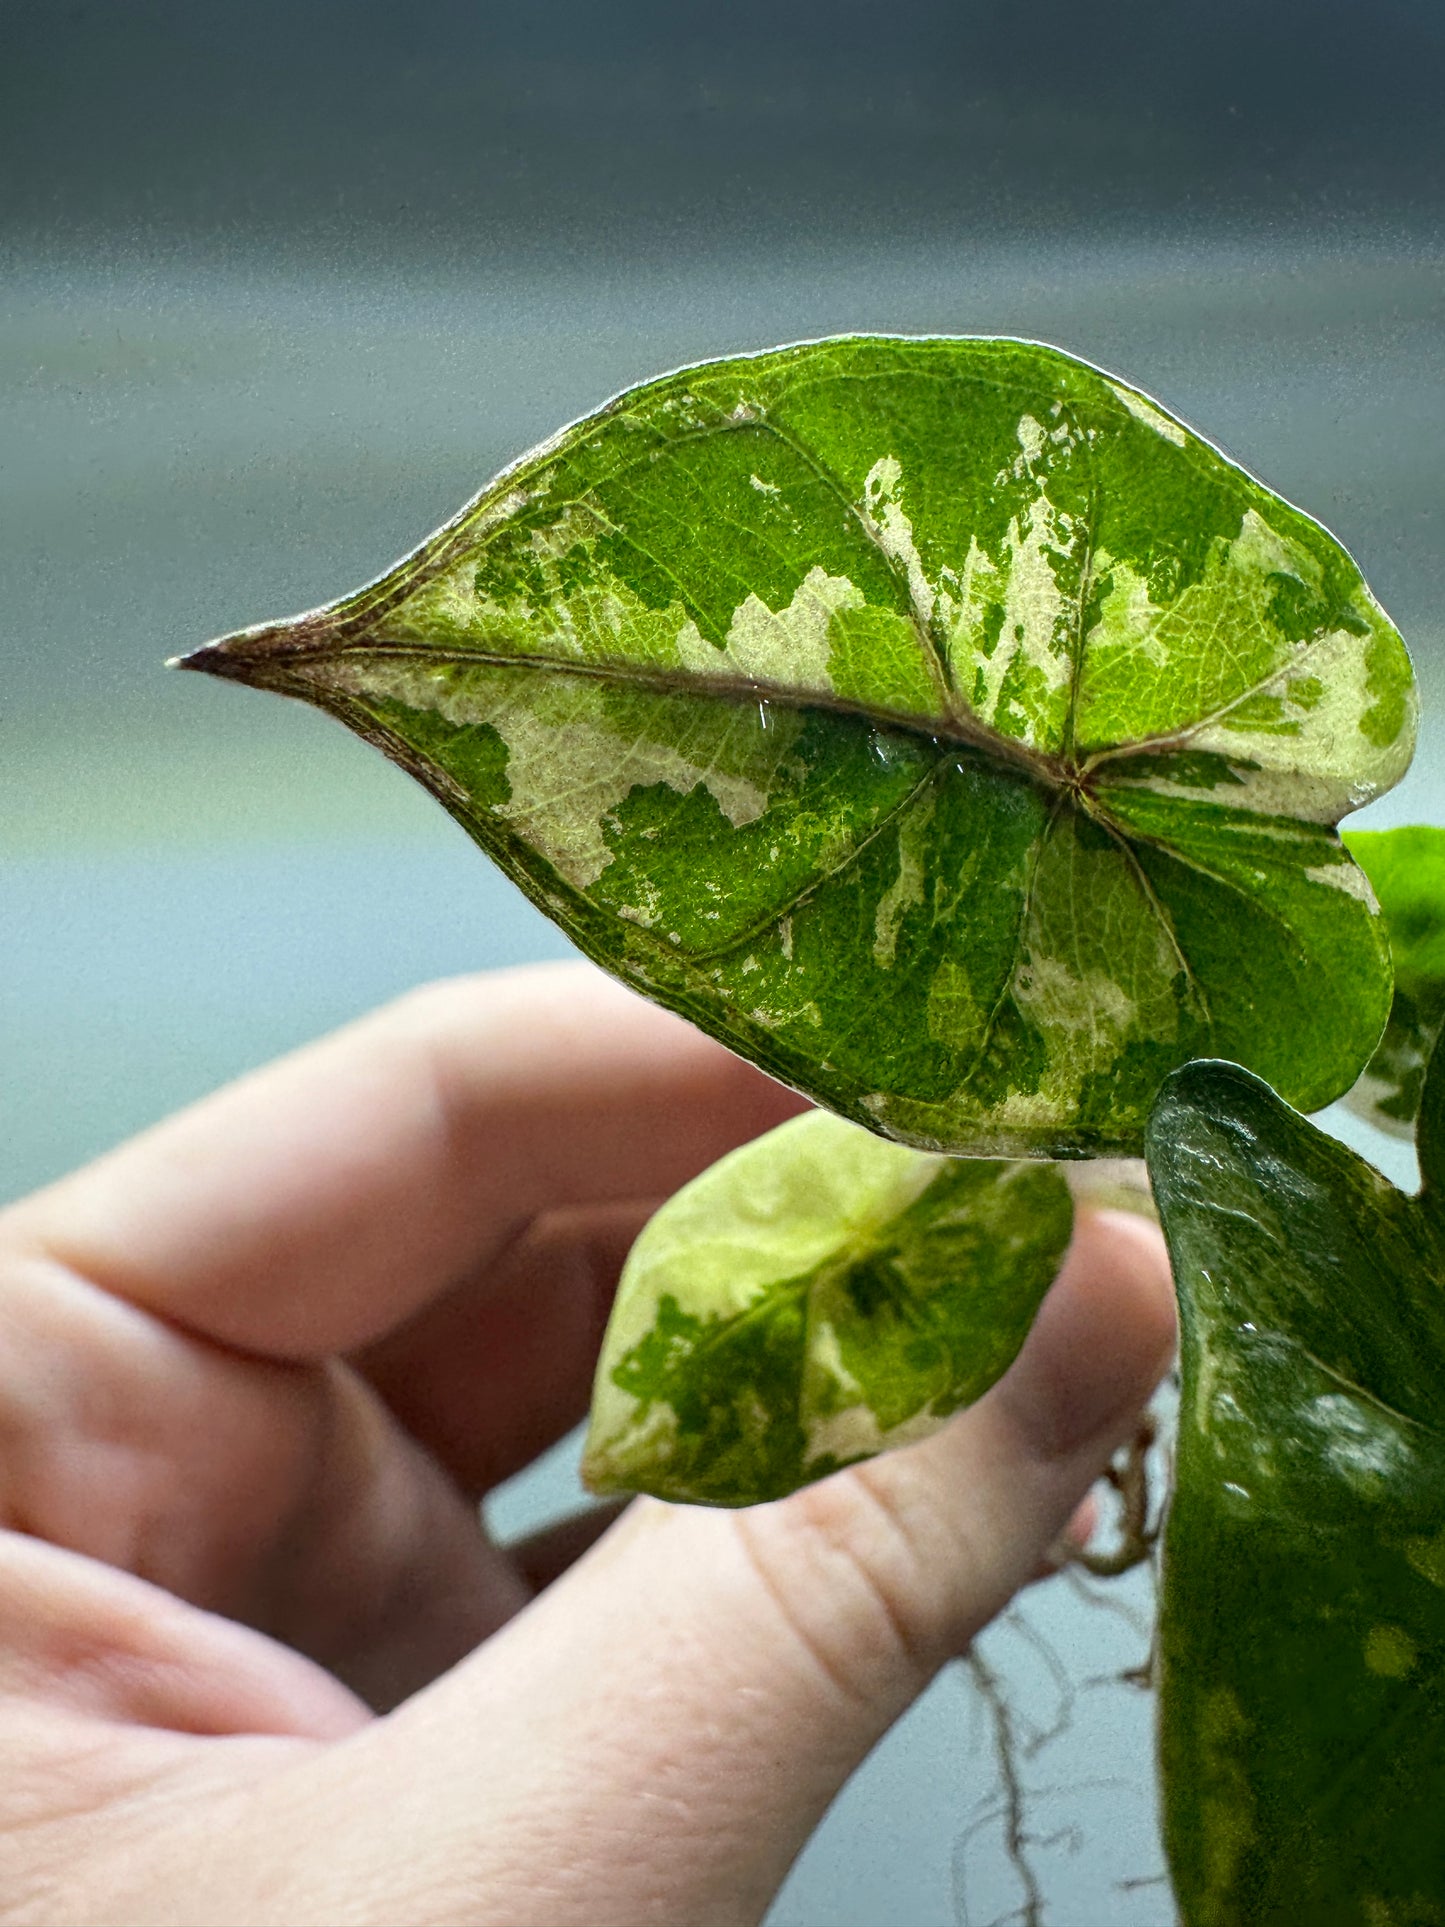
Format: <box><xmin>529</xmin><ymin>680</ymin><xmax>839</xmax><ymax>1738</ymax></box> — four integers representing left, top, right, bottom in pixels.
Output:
<box><xmin>582</xmin><ymin>1110</ymin><xmax>1072</xmax><ymax>1505</ymax></box>
<box><xmin>1343</xmin><ymin>824</ymin><xmax>1445</xmax><ymax>1136</ymax></box>
<box><xmin>184</xmin><ymin>337</ymin><xmax>1414</xmax><ymax>1155</ymax></box>
<box><xmin>1147</xmin><ymin>1048</ymin><xmax>1445</xmax><ymax>1924</ymax></box>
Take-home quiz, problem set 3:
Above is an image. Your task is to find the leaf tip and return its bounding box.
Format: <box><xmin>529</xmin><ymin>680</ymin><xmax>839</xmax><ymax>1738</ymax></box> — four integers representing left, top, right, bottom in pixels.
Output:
<box><xmin>170</xmin><ymin>639</ymin><xmax>232</xmax><ymax>677</ymax></box>
<box><xmin>171</xmin><ymin>620</ymin><xmax>317</xmax><ymax>689</ymax></box>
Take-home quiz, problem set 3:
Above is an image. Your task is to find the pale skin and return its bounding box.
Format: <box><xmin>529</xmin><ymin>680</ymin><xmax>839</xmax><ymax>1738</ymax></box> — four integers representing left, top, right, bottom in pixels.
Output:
<box><xmin>0</xmin><ymin>963</ymin><xmax>1176</xmax><ymax>1926</ymax></box>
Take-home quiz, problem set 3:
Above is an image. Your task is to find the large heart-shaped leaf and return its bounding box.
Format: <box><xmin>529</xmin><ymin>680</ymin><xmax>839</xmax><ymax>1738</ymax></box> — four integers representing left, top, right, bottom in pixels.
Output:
<box><xmin>1146</xmin><ymin>1049</ymin><xmax>1445</xmax><ymax>1924</ymax></box>
<box><xmin>581</xmin><ymin>1109</ymin><xmax>1072</xmax><ymax>1504</ymax></box>
<box><xmin>1344</xmin><ymin>825</ymin><xmax>1445</xmax><ymax>1137</ymax></box>
<box><xmin>184</xmin><ymin>337</ymin><xmax>1414</xmax><ymax>1155</ymax></box>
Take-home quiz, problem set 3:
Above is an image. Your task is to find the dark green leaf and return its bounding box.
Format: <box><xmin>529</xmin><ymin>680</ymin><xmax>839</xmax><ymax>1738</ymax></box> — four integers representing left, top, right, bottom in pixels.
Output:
<box><xmin>184</xmin><ymin>337</ymin><xmax>1413</xmax><ymax>1154</ymax></box>
<box><xmin>1344</xmin><ymin>825</ymin><xmax>1445</xmax><ymax>1136</ymax></box>
<box><xmin>1146</xmin><ymin>1050</ymin><xmax>1445</xmax><ymax>1925</ymax></box>
<box><xmin>581</xmin><ymin>1110</ymin><xmax>1072</xmax><ymax>1504</ymax></box>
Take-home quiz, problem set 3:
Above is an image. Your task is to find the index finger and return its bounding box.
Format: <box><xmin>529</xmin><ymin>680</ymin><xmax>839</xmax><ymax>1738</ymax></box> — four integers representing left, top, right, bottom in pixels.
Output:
<box><xmin>0</xmin><ymin>963</ymin><xmax>806</xmax><ymax>1359</ymax></box>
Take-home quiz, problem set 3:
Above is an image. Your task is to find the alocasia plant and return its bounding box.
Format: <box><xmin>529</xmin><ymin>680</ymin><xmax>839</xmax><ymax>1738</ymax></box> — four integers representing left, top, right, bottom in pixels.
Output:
<box><xmin>186</xmin><ymin>335</ymin><xmax>1434</xmax><ymax>1923</ymax></box>
<box><xmin>183</xmin><ymin>336</ymin><xmax>1413</xmax><ymax>1158</ymax></box>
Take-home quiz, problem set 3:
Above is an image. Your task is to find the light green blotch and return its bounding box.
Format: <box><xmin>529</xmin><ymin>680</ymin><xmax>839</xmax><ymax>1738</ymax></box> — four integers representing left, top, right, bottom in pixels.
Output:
<box><xmin>852</xmin><ymin>455</ymin><xmax>999</xmax><ymax>719</ymax></box>
<box><xmin>1404</xmin><ymin>1526</ymin><xmax>1445</xmax><ymax>1588</ymax></box>
<box><xmin>1218</xmin><ymin>691</ymin><xmax>1301</xmax><ymax>735</ymax></box>
<box><xmin>1076</xmin><ymin>509</ymin><xmax>1313</xmax><ymax>751</ymax></box>
<box><xmin>943</xmin><ymin>532</ymin><xmax>1005</xmax><ymax>684</ymax></box>
<box><xmin>1363</xmin><ymin>1623</ymin><xmax>1418</xmax><ymax>1679</ymax></box>
<box><xmin>385</xmin><ymin>497</ymin><xmax>628</xmax><ymax>647</ymax></box>
<box><xmin>827</xmin><ymin>601</ymin><xmax>939</xmax><ymax>716</ymax></box>
<box><xmin>386</xmin><ymin>496</ymin><xmax>698</xmax><ymax>674</ymax></box>
<box><xmin>1014</xmin><ymin>953</ymin><xmax>1136</xmax><ymax>1037</ymax></box>
<box><xmin>1195</xmin><ymin>1685</ymin><xmax>1257</xmax><ymax>1924</ymax></box>
<box><xmin>1216</xmin><ymin>664</ymin><xmax>1330</xmax><ymax>738</ymax></box>
<box><xmin>873</xmin><ymin>786</ymin><xmax>933</xmax><ymax>966</ymax></box>
<box><xmin>1362</xmin><ymin>629</ymin><xmax>1414</xmax><ymax>748</ymax></box>
<box><xmin>924</xmin><ymin>956</ymin><xmax>986</xmax><ymax>1051</ymax></box>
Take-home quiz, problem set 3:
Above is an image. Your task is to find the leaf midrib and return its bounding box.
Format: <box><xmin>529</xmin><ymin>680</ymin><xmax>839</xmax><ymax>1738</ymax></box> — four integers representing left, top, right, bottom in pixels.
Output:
<box><xmin>321</xmin><ymin>636</ymin><xmax>1071</xmax><ymax>789</ymax></box>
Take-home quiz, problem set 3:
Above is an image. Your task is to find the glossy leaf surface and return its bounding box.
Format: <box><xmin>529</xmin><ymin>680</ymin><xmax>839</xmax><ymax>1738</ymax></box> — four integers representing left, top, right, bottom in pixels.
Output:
<box><xmin>1147</xmin><ymin>1053</ymin><xmax>1445</xmax><ymax>1925</ymax></box>
<box><xmin>582</xmin><ymin>1110</ymin><xmax>1071</xmax><ymax>1504</ymax></box>
<box><xmin>186</xmin><ymin>337</ymin><xmax>1414</xmax><ymax>1154</ymax></box>
<box><xmin>1344</xmin><ymin>825</ymin><xmax>1445</xmax><ymax>1136</ymax></box>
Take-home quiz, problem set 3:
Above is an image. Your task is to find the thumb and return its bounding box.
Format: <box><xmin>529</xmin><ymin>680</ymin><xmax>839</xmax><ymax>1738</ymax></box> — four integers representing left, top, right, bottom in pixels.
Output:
<box><xmin>290</xmin><ymin>1208</ymin><xmax>1175</xmax><ymax>1927</ymax></box>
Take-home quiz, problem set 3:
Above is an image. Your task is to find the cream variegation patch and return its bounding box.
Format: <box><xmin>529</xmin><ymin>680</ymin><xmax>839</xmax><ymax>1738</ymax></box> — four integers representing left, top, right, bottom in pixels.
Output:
<box><xmin>676</xmin><ymin>565</ymin><xmax>864</xmax><ymax>694</ymax></box>
<box><xmin>1303</xmin><ymin>860</ymin><xmax>1375</xmax><ymax>902</ymax></box>
<box><xmin>1083</xmin><ymin>553</ymin><xmax>1168</xmax><ymax>671</ymax></box>
<box><xmin>1108</xmin><ymin>380</ymin><xmax>1188</xmax><ymax>446</ymax></box>
<box><xmin>1014</xmin><ymin>954</ymin><xmax>1138</xmax><ymax>1037</ymax></box>
<box><xmin>324</xmin><ymin>656</ymin><xmax>778</xmax><ymax>888</ymax></box>
<box><xmin>494</xmin><ymin>711</ymin><xmax>772</xmax><ymax>888</ymax></box>
<box><xmin>1187</xmin><ymin>622</ymin><xmax>1417</xmax><ymax>820</ymax></box>
<box><xmin>859</xmin><ymin>455</ymin><xmax>938</xmax><ymax>630</ymax></box>
<box><xmin>803</xmin><ymin>1394</ymin><xmax>941</xmax><ymax>1467</ymax></box>
<box><xmin>946</xmin><ymin>414</ymin><xmax>1087</xmax><ymax>745</ymax></box>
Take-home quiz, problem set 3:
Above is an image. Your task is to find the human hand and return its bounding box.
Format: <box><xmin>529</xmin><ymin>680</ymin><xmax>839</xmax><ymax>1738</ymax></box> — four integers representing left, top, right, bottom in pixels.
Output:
<box><xmin>0</xmin><ymin>963</ymin><xmax>1175</xmax><ymax>1926</ymax></box>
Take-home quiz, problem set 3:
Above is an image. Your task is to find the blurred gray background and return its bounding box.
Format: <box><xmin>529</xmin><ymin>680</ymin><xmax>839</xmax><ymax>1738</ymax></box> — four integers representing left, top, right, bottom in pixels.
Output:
<box><xmin>3</xmin><ymin>4</ymin><xmax>1442</xmax><ymax>1920</ymax></box>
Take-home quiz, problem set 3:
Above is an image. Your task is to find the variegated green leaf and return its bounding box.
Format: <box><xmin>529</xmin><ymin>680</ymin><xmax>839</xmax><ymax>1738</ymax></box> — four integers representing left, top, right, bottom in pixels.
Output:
<box><xmin>581</xmin><ymin>1109</ymin><xmax>1071</xmax><ymax>1505</ymax></box>
<box><xmin>1344</xmin><ymin>825</ymin><xmax>1445</xmax><ymax>1137</ymax></box>
<box><xmin>184</xmin><ymin>337</ymin><xmax>1414</xmax><ymax>1155</ymax></box>
<box><xmin>1147</xmin><ymin>1051</ymin><xmax>1445</xmax><ymax>1926</ymax></box>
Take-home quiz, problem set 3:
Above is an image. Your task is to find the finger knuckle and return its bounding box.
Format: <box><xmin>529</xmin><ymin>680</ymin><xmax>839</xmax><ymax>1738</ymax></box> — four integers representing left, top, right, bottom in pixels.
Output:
<box><xmin>732</xmin><ymin>1463</ymin><xmax>963</xmax><ymax>1711</ymax></box>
